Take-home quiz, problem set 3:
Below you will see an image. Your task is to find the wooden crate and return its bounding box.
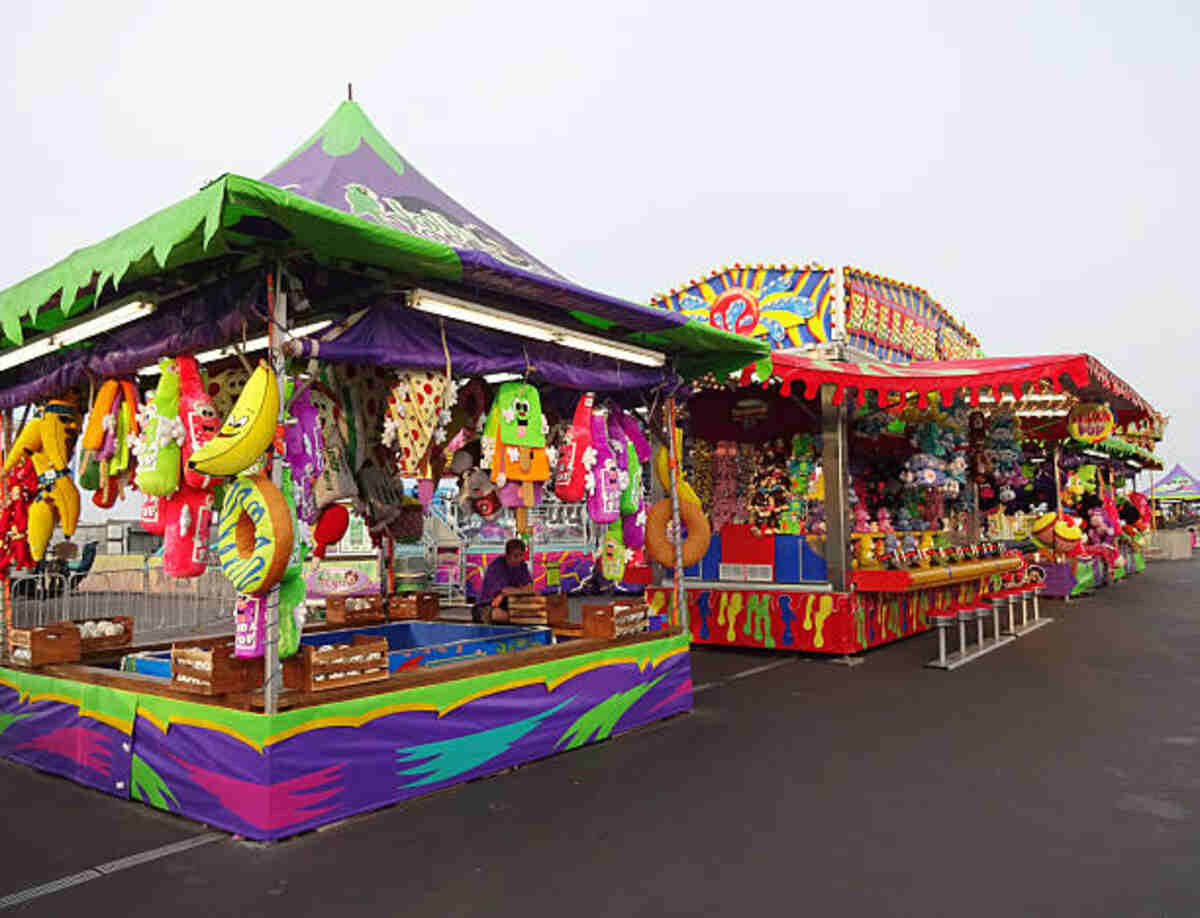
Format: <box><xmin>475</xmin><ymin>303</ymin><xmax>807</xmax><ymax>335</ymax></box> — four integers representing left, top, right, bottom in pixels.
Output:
<box><xmin>324</xmin><ymin>594</ymin><xmax>386</xmax><ymax>626</ymax></box>
<box><xmin>387</xmin><ymin>592</ymin><xmax>440</xmax><ymax>621</ymax></box>
<box><xmin>583</xmin><ymin>601</ymin><xmax>650</xmax><ymax>640</ymax></box>
<box><xmin>171</xmin><ymin>642</ymin><xmax>264</xmax><ymax>696</ymax></box>
<box><xmin>300</xmin><ymin>635</ymin><xmax>390</xmax><ymax>692</ymax></box>
<box><xmin>506</xmin><ymin>590</ymin><xmax>561</xmax><ymax>628</ymax></box>
<box><xmin>8</xmin><ymin>623</ymin><xmax>81</xmax><ymax>666</ymax></box>
<box><xmin>72</xmin><ymin>616</ymin><xmax>134</xmax><ymax>654</ymax></box>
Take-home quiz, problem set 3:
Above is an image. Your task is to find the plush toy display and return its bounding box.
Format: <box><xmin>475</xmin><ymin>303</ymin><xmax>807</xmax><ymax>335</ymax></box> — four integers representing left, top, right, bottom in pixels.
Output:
<box><xmin>79</xmin><ymin>379</ymin><xmax>140</xmax><ymax>509</ymax></box>
<box><xmin>5</xmin><ymin>394</ymin><xmax>83</xmax><ymax>562</ymax></box>
<box><xmin>283</xmin><ymin>381</ymin><xmax>324</xmax><ymax>526</ymax></box>
<box><xmin>585</xmin><ymin>410</ymin><xmax>622</xmax><ymax>524</ymax></box>
<box><xmin>215</xmin><ymin>472</ymin><xmax>295</xmax><ymax>595</ymax></box>
<box><xmin>188</xmin><ymin>360</ymin><xmax>278</xmax><ymax>479</ymax></box>
<box><xmin>486</xmin><ymin>381</ymin><xmax>550</xmax><ymax>506</ymax></box>
<box><xmin>383</xmin><ymin>369</ymin><xmax>452</xmax><ymax>478</ymax></box>
<box><xmin>554</xmin><ymin>392</ymin><xmax>594</xmax><ymax>502</ymax></box>
<box><xmin>0</xmin><ymin>457</ymin><xmax>38</xmax><ymax>571</ymax></box>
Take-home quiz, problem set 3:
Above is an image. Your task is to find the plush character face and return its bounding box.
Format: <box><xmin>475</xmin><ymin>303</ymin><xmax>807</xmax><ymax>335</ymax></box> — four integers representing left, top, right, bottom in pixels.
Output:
<box><xmin>493</xmin><ymin>382</ymin><xmax>546</xmax><ymax>448</ymax></box>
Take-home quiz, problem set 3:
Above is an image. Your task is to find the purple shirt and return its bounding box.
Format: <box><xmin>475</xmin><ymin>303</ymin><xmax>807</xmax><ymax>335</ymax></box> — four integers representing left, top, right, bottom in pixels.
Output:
<box><xmin>478</xmin><ymin>556</ymin><xmax>533</xmax><ymax>606</ymax></box>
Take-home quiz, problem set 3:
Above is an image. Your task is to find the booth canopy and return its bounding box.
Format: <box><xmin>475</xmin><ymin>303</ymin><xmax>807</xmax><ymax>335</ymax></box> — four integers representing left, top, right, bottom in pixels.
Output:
<box><xmin>0</xmin><ymin>101</ymin><xmax>765</xmax><ymax>390</ymax></box>
<box><xmin>762</xmin><ymin>352</ymin><xmax>1156</xmax><ymax>423</ymax></box>
<box><xmin>1151</xmin><ymin>464</ymin><xmax>1200</xmax><ymax>501</ymax></box>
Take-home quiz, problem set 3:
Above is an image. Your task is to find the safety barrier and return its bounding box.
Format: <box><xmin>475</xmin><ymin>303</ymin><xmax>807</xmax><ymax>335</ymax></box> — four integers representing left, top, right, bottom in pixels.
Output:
<box><xmin>8</xmin><ymin>564</ymin><xmax>235</xmax><ymax>638</ymax></box>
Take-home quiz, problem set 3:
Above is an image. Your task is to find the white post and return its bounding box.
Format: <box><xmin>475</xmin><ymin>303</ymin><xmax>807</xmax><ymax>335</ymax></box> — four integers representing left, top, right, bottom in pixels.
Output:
<box><xmin>665</xmin><ymin>396</ymin><xmax>688</xmax><ymax>633</ymax></box>
<box><xmin>264</xmin><ymin>265</ymin><xmax>287</xmax><ymax>715</ymax></box>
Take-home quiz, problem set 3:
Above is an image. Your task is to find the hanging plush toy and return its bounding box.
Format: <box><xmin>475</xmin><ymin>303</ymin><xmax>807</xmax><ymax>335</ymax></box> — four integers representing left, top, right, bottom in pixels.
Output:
<box><xmin>283</xmin><ymin>380</ymin><xmax>324</xmax><ymax>526</ymax></box>
<box><xmin>584</xmin><ymin>409</ymin><xmax>622</xmax><ymax>524</ymax></box>
<box><xmin>485</xmin><ymin>381</ymin><xmax>550</xmax><ymax>507</ymax></box>
<box><xmin>131</xmin><ymin>357</ymin><xmax>221</xmax><ymax>578</ymax></box>
<box><xmin>5</xmin><ymin>394</ymin><xmax>83</xmax><ymax>562</ymax></box>
<box><xmin>79</xmin><ymin>379</ymin><xmax>140</xmax><ymax>509</ymax></box>
<box><xmin>383</xmin><ymin>369</ymin><xmax>452</xmax><ymax>478</ymax></box>
<box><xmin>188</xmin><ymin>359</ymin><xmax>277</xmax><ymax>479</ymax></box>
<box><xmin>554</xmin><ymin>392</ymin><xmax>594</xmax><ymax>502</ymax></box>
<box><xmin>612</xmin><ymin>407</ymin><xmax>649</xmax><ymax>550</ymax></box>
<box><xmin>0</xmin><ymin>457</ymin><xmax>38</xmax><ymax>572</ymax></box>
<box><xmin>599</xmin><ymin>519</ymin><xmax>627</xmax><ymax>582</ymax></box>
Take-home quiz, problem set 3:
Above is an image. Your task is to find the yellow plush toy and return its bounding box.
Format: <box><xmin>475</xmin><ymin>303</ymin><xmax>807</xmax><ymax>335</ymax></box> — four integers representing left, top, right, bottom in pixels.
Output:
<box><xmin>4</xmin><ymin>395</ymin><xmax>83</xmax><ymax>561</ymax></box>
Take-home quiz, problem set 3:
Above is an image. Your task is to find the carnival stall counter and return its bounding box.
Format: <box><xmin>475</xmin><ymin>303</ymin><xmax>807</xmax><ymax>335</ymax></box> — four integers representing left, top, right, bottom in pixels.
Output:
<box><xmin>0</xmin><ymin>626</ymin><xmax>691</xmax><ymax>841</ymax></box>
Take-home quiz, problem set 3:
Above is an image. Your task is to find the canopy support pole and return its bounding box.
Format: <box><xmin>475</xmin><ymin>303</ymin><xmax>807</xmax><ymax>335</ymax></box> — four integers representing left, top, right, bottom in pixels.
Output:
<box><xmin>665</xmin><ymin>396</ymin><xmax>688</xmax><ymax>633</ymax></box>
<box><xmin>1053</xmin><ymin>445</ymin><xmax>1063</xmax><ymax>519</ymax></box>
<box><xmin>820</xmin><ymin>385</ymin><xmax>850</xmax><ymax>592</ymax></box>
<box><xmin>263</xmin><ymin>266</ymin><xmax>287</xmax><ymax>716</ymax></box>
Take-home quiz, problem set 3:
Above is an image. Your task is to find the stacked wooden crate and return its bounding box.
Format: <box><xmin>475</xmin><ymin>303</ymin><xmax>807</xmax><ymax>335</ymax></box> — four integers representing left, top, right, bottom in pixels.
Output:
<box><xmin>582</xmin><ymin>600</ymin><xmax>650</xmax><ymax>640</ymax></box>
<box><xmin>325</xmin><ymin>595</ymin><xmax>386</xmax><ymax>626</ymax></box>
<box><xmin>171</xmin><ymin>641</ymin><xmax>264</xmax><ymax>695</ymax></box>
<box><xmin>506</xmin><ymin>594</ymin><xmax>566</xmax><ymax>626</ymax></box>
<box><xmin>8</xmin><ymin>623</ymin><xmax>82</xmax><ymax>666</ymax></box>
<box><xmin>297</xmin><ymin>635</ymin><xmax>390</xmax><ymax>692</ymax></box>
<box><xmin>387</xmin><ymin>592</ymin><xmax>440</xmax><ymax>621</ymax></box>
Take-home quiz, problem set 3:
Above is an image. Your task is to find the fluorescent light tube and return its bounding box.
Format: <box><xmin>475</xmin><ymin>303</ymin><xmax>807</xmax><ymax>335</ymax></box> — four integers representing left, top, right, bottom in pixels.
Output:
<box><xmin>409</xmin><ymin>289</ymin><xmax>666</xmax><ymax>367</ymax></box>
<box><xmin>140</xmin><ymin>321</ymin><xmax>331</xmax><ymax>374</ymax></box>
<box><xmin>410</xmin><ymin>291</ymin><xmax>555</xmax><ymax>342</ymax></box>
<box><xmin>483</xmin><ymin>372</ymin><xmax>522</xmax><ymax>383</ymax></box>
<box><xmin>0</xmin><ymin>300</ymin><xmax>155</xmax><ymax>373</ymax></box>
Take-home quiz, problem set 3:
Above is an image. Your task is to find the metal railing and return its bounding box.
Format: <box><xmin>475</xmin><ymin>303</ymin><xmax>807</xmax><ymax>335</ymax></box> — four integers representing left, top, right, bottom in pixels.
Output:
<box><xmin>8</xmin><ymin>563</ymin><xmax>236</xmax><ymax>639</ymax></box>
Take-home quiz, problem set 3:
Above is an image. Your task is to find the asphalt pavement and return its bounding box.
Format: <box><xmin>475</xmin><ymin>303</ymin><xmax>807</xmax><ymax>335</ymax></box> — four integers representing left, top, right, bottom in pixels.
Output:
<box><xmin>3</xmin><ymin>561</ymin><xmax>1200</xmax><ymax>916</ymax></box>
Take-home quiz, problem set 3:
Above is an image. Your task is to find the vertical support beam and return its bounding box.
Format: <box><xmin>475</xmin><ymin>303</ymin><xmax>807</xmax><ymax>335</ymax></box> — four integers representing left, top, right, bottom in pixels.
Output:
<box><xmin>263</xmin><ymin>266</ymin><xmax>288</xmax><ymax>715</ymax></box>
<box><xmin>968</xmin><ymin>482</ymin><xmax>981</xmax><ymax>542</ymax></box>
<box><xmin>820</xmin><ymin>385</ymin><xmax>849</xmax><ymax>592</ymax></box>
<box><xmin>665</xmin><ymin>396</ymin><xmax>688</xmax><ymax>633</ymax></box>
<box><xmin>1053</xmin><ymin>445</ymin><xmax>1063</xmax><ymax>519</ymax></box>
<box><xmin>0</xmin><ymin>408</ymin><xmax>9</xmax><ymax>654</ymax></box>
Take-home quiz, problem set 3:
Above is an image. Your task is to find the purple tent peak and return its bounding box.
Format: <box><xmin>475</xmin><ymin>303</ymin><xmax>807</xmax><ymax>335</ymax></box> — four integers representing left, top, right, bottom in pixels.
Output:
<box><xmin>262</xmin><ymin>100</ymin><xmax>564</xmax><ymax>282</ymax></box>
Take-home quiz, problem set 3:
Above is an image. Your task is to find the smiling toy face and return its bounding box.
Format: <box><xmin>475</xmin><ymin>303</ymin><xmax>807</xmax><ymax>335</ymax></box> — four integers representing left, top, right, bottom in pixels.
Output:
<box><xmin>492</xmin><ymin>382</ymin><xmax>546</xmax><ymax>448</ymax></box>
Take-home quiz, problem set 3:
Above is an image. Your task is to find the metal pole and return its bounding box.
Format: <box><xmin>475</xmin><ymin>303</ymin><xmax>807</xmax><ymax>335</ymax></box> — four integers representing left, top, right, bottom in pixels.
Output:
<box><xmin>1053</xmin><ymin>445</ymin><xmax>1063</xmax><ymax>518</ymax></box>
<box><xmin>820</xmin><ymin>385</ymin><xmax>850</xmax><ymax>592</ymax></box>
<box><xmin>665</xmin><ymin>396</ymin><xmax>688</xmax><ymax>633</ymax></box>
<box><xmin>263</xmin><ymin>266</ymin><xmax>287</xmax><ymax>715</ymax></box>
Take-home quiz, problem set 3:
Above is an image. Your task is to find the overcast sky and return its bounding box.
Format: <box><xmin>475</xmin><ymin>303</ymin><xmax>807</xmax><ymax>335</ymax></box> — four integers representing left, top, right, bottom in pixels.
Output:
<box><xmin>4</xmin><ymin>1</ymin><xmax>1197</xmax><ymax>522</ymax></box>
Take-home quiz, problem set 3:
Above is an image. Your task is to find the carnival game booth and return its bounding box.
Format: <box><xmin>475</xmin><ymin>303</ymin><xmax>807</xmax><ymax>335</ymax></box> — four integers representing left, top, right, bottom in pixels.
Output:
<box><xmin>0</xmin><ymin>99</ymin><xmax>766</xmax><ymax>841</ymax></box>
<box><xmin>998</xmin><ymin>427</ymin><xmax>1162</xmax><ymax>598</ymax></box>
<box><xmin>646</xmin><ymin>352</ymin><xmax>1158</xmax><ymax>658</ymax></box>
<box><xmin>1145</xmin><ymin>465</ymin><xmax>1200</xmax><ymax>559</ymax></box>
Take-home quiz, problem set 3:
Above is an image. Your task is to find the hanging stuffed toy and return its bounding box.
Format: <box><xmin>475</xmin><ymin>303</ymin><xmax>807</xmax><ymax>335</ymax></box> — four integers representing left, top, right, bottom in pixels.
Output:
<box><xmin>599</xmin><ymin>519</ymin><xmax>627</xmax><ymax>582</ymax></box>
<box><xmin>283</xmin><ymin>380</ymin><xmax>324</xmax><ymax>526</ymax></box>
<box><xmin>0</xmin><ymin>457</ymin><xmax>38</xmax><ymax>572</ymax></box>
<box><xmin>486</xmin><ymin>381</ymin><xmax>550</xmax><ymax>506</ymax></box>
<box><xmin>584</xmin><ymin>409</ymin><xmax>622</xmax><ymax>524</ymax></box>
<box><xmin>554</xmin><ymin>392</ymin><xmax>594</xmax><ymax>502</ymax></box>
<box><xmin>5</xmin><ymin>394</ymin><xmax>83</xmax><ymax>562</ymax></box>
<box><xmin>79</xmin><ymin>379</ymin><xmax>140</xmax><ymax>509</ymax></box>
<box><xmin>383</xmin><ymin>369</ymin><xmax>451</xmax><ymax>478</ymax></box>
<box><xmin>609</xmin><ymin>408</ymin><xmax>648</xmax><ymax>549</ymax></box>
<box><xmin>132</xmin><ymin>357</ymin><xmax>221</xmax><ymax>578</ymax></box>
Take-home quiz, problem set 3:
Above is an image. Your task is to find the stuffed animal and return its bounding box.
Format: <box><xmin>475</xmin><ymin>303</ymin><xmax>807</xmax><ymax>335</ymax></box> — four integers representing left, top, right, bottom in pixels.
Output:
<box><xmin>585</xmin><ymin>410</ymin><xmax>622</xmax><ymax>524</ymax></box>
<box><xmin>554</xmin><ymin>392</ymin><xmax>594</xmax><ymax>502</ymax></box>
<box><xmin>0</xmin><ymin>457</ymin><xmax>38</xmax><ymax>571</ymax></box>
<box><xmin>5</xmin><ymin>394</ymin><xmax>83</xmax><ymax>562</ymax></box>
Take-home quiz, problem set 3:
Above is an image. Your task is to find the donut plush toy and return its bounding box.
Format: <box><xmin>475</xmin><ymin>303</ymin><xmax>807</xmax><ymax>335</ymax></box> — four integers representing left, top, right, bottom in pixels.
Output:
<box><xmin>215</xmin><ymin>472</ymin><xmax>295</xmax><ymax>595</ymax></box>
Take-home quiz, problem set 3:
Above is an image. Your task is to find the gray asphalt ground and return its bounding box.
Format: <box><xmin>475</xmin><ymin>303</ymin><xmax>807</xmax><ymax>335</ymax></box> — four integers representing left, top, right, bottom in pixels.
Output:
<box><xmin>3</xmin><ymin>560</ymin><xmax>1200</xmax><ymax>916</ymax></box>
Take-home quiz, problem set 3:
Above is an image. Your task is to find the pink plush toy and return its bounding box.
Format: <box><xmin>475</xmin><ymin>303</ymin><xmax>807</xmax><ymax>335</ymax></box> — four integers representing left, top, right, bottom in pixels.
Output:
<box><xmin>162</xmin><ymin>356</ymin><xmax>221</xmax><ymax>579</ymax></box>
<box><xmin>877</xmin><ymin>508</ymin><xmax>894</xmax><ymax>532</ymax></box>
<box><xmin>586</xmin><ymin>412</ymin><xmax>622</xmax><ymax>524</ymax></box>
<box><xmin>853</xmin><ymin>505</ymin><xmax>871</xmax><ymax>533</ymax></box>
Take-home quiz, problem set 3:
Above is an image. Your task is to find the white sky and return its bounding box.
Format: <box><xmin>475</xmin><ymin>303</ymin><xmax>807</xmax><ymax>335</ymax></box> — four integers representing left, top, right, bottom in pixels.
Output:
<box><xmin>4</xmin><ymin>0</ymin><xmax>1198</xmax><ymax>521</ymax></box>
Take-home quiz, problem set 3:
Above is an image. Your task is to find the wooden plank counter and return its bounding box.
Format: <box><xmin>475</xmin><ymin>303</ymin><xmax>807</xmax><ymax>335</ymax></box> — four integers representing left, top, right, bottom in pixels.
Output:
<box><xmin>851</xmin><ymin>556</ymin><xmax>1021</xmax><ymax>592</ymax></box>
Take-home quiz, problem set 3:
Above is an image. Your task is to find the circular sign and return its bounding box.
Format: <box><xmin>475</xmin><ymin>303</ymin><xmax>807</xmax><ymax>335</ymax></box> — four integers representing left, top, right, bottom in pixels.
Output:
<box><xmin>710</xmin><ymin>288</ymin><xmax>761</xmax><ymax>337</ymax></box>
<box><xmin>1067</xmin><ymin>402</ymin><xmax>1114</xmax><ymax>444</ymax></box>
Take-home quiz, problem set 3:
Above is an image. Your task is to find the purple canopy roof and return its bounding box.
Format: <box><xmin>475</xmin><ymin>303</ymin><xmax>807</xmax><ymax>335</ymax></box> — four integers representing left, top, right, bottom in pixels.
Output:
<box><xmin>292</xmin><ymin>296</ymin><xmax>676</xmax><ymax>393</ymax></box>
<box><xmin>263</xmin><ymin>101</ymin><xmax>564</xmax><ymax>282</ymax></box>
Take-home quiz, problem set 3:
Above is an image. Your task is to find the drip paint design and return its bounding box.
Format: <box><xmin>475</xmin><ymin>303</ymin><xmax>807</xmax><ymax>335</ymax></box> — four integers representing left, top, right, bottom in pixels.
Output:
<box><xmin>397</xmin><ymin>698</ymin><xmax>573</xmax><ymax>788</ymax></box>
<box><xmin>130</xmin><ymin>754</ymin><xmax>178</xmax><ymax>812</ymax></box>
<box><xmin>558</xmin><ymin>678</ymin><xmax>663</xmax><ymax>750</ymax></box>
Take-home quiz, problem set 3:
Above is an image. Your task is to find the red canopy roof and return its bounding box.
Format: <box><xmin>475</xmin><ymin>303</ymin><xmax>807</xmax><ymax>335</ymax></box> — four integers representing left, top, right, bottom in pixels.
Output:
<box><xmin>756</xmin><ymin>353</ymin><xmax>1156</xmax><ymax>422</ymax></box>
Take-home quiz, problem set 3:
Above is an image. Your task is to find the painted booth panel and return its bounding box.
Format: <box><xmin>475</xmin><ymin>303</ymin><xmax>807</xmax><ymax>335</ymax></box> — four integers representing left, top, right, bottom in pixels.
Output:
<box><xmin>0</xmin><ymin>632</ymin><xmax>692</xmax><ymax>841</ymax></box>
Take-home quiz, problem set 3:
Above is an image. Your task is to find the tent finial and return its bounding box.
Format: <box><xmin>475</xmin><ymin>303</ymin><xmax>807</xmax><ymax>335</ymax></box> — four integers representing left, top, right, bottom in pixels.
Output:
<box><xmin>348</xmin><ymin>82</ymin><xmax>353</xmax><ymax>102</ymax></box>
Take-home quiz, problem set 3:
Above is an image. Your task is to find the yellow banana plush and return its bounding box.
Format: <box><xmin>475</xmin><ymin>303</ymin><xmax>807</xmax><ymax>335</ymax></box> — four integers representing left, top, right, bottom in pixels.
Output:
<box><xmin>187</xmin><ymin>360</ymin><xmax>279</xmax><ymax>477</ymax></box>
<box><xmin>653</xmin><ymin>428</ymin><xmax>700</xmax><ymax>505</ymax></box>
<box><xmin>5</xmin><ymin>396</ymin><xmax>83</xmax><ymax>560</ymax></box>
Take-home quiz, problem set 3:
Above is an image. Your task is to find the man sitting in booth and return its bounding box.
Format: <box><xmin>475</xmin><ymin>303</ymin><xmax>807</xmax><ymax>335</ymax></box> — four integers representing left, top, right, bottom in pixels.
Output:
<box><xmin>474</xmin><ymin>538</ymin><xmax>535</xmax><ymax>623</ymax></box>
